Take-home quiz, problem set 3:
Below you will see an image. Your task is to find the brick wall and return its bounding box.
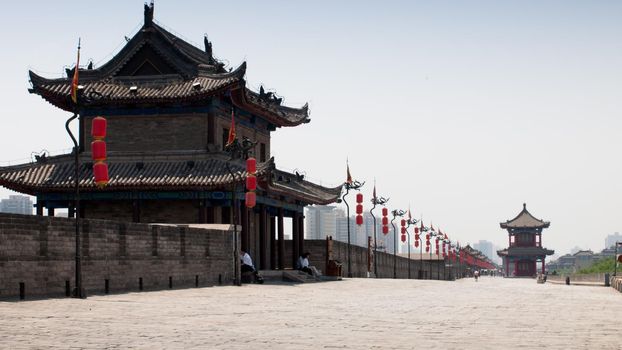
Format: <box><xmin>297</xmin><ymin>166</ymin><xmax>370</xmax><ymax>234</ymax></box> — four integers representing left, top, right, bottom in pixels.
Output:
<box><xmin>0</xmin><ymin>213</ymin><xmax>236</xmax><ymax>299</ymax></box>
<box><xmin>285</xmin><ymin>240</ymin><xmax>455</xmax><ymax>280</ymax></box>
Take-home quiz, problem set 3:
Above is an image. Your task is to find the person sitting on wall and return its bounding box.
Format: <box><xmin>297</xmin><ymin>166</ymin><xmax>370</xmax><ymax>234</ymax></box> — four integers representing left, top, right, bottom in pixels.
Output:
<box><xmin>240</xmin><ymin>249</ymin><xmax>263</xmax><ymax>283</ymax></box>
<box><xmin>240</xmin><ymin>249</ymin><xmax>255</xmax><ymax>273</ymax></box>
<box><xmin>297</xmin><ymin>252</ymin><xmax>321</xmax><ymax>277</ymax></box>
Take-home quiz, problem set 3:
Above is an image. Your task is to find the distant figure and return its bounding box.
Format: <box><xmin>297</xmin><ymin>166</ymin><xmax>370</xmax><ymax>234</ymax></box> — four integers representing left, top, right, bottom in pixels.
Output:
<box><xmin>297</xmin><ymin>252</ymin><xmax>321</xmax><ymax>277</ymax></box>
<box><xmin>474</xmin><ymin>270</ymin><xmax>480</xmax><ymax>282</ymax></box>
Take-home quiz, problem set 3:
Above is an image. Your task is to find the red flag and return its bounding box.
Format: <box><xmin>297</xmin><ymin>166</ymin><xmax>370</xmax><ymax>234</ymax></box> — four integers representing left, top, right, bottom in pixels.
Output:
<box><xmin>226</xmin><ymin>109</ymin><xmax>236</xmax><ymax>146</ymax></box>
<box><xmin>346</xmin><ymin>164</ymin><xmax>353</xmax><ymax>184</ymax></box>
<box><xmin>70</xmin><ymin>39</ymin><xmax>81</xmax><ymax>104</ymax></box>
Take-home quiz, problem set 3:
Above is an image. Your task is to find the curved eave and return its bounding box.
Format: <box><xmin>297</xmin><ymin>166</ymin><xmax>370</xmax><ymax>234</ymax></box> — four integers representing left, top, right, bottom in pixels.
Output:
<box><xmin>28</xmin><ymin>64</ymin><xmax>246</xmax><ymax>112</ymax></box>
<box><xmin>267</xmin><ymin>173</ymin><xmax>343</xmax><ymax>205</ymax></box>
<box><xmin>0</xmin><ymin>153</ymin><xmax>274</xmax><ymax>195</ymax></box>
<box><xmin>500</xmin><ymin>221</ymin><xmax>551</xmax><ymax>229</ymax></box>
<box><xmin>230</xmin><ymin>86</ymin><xmax>310</xmax><ymax>128</ymax></box>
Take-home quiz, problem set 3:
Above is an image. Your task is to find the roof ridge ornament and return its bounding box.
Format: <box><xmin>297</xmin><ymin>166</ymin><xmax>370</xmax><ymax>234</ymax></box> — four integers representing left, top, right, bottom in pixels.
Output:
<box><xmin>144</xmin><ymin>1</ymin><xmax>154</xmax><ymax>27</ymax></box>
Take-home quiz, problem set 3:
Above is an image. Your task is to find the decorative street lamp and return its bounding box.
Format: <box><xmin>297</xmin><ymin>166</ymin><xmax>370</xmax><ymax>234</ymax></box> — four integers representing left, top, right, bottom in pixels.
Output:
<box><xmin>391</xmin><ymin>209</ymin><xmax>405</xmax><ymax>279</ymax></box>
<box><xmin>224</xmin><ymin>113</ymin><xmax>257</xmax><ymax>286</ymax></box>
<box><xmin>369</xmin><ymin>189</ymin><xmax>388</xmax><ymax>278</ymax></box>
<box><xmin>342</xmin><ymin>177</ymin><xmax>364</xmax><ymax>278</ymax></box>
<box><xmin>405</xmin><ymin>216</ymin><xmax>419</xmax><ymax>280</ymax></box>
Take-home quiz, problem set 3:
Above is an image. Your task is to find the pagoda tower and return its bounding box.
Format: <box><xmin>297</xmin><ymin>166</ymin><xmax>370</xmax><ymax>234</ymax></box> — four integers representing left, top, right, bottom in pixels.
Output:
<box><xmin>497</xmin><ymin>204</ymin><xmax>554</xmax><ymax>277</ymax></box>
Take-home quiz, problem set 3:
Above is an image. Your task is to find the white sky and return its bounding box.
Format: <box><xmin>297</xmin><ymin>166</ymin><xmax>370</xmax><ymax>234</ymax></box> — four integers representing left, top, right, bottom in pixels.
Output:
<box><xmin>0</xmin><ymin>1</ymin><xmax>621</xmax><ymax>255</ymax></box>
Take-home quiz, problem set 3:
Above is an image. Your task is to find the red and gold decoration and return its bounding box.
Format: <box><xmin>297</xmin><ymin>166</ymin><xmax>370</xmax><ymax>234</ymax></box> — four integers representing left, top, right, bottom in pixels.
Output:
<box><xmin>382</xmin><ymin>207</ymin><xmax>389</xmax><ymax>235</ymax></box>
<box><xmin>356</xmin><ymin>193</ymin><xmax>364</xmax><ymax>226</ymax></box>
<box><xmin>91</xmin><ymin>116</ymin><xmax>109</xmax><ymax>187</ymax></box>
<box><xmin>245</xmin><ymin>157</ymin><xmax>257</xmax><ymax>208</ymax></box>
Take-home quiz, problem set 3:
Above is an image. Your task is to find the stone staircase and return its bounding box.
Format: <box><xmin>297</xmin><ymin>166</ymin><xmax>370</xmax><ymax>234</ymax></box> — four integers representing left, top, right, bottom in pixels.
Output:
<box><xmin>258</xmin><ymin>270</ymin><xmax>341</xmax><ymax>284</ymax></box>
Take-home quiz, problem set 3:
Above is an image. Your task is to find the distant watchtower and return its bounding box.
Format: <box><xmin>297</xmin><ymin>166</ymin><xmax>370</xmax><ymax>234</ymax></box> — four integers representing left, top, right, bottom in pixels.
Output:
<box><xmin>497</xmin><ymin>204</ymin><xmax>554</xmax><ymax>277</ymax></box>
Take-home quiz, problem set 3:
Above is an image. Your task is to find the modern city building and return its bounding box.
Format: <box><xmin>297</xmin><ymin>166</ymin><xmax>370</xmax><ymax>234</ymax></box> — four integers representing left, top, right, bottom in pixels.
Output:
<box><xmin>305</xmin><ymin>205</ymin><xmax>338</xmax><ymax>240</ymax></box>
<box><xmin>605</xmin><ymin>232</ymin><xmax>621</xmax><ymax>249</ymax></box>
<box><xmin>0</xmin><ymin>195</ymin><xmax>33</xmax><ymax>215</ymax></box>
<box><xmin>473</xmin><ymin>240</ymin><xmax>494</xmax><ymax>261</ymax></box>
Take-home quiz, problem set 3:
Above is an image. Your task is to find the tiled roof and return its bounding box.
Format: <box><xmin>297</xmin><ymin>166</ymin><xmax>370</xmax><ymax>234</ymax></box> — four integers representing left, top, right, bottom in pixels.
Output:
<box><xmin>497</xmin><ymin>247</ymin><xmax>555</xmax><ymax>257</ymax></box>
<box><xmin>29</xmin><ymin>66</ymin><xmax>244</xmax><ymax>112</ymax></box>
<box><xmin>28</xmin><ymin>16</ymin><xmax>310</xmax><ymax>128</ymax></box>
<box><xmin>0</xmin><ymin>153</ymin><xmax>273</xmax><ymax>194</ymax></box>
<box><xmin>0</xmin><ymin>155</ymin><xmax>341</xmax><ymax>206</ymax></box>
<box><xmin>231</xmin><ymin>88</ymin><xmax>310</xmax><ymax>127</ymax></box>
<box><xmin>268</xmin><ymin>170</ymin><xmax>343</xmax><ymax>205</ymax></box>
<box><xmin>500</xmin><ymin>203</ymin><xmax>550</xmax><ymax>229</ymax></box>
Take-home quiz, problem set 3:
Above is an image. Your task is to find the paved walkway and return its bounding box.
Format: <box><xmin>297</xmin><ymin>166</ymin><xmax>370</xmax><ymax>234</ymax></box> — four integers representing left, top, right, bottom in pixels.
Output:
<box><xmin>0</xmin><ymin>277</ymin><xmax>620</xmax><ymax>349</ymax></box>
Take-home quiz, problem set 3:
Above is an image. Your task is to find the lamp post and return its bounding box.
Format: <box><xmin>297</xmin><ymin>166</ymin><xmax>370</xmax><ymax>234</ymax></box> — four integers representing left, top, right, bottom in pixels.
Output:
<box><xmin>65</xmin><ymin>84</ymin><xmax>103</xmax><ymax>299</ymax></box>
<box><xmin>225</xmin><ymin>135</ymin><xmax>257</xmax><ymax>286</ymax></box>
<box><xmin>428</xmin><ymin>231</ymin><xmax>436</xmax><ymax>280</ymax></box>
<box><xmin>342</xmin><ymin>179</ymin><xmax>364</xmax><ymax>278</ymax></box>
<box><xmin>405</xmin><ymin>217</ymin><xmax>418</xmax><ymax>280</ymax></box>
<box><xmin>391</xmin><ymin>209</ymin><xmax>405</xmax><ymax>279</ymax></box>
<box><xmin>369</xmin><ymin>194</ymin><xmax>388</xmax><ymax>278</ymax></box>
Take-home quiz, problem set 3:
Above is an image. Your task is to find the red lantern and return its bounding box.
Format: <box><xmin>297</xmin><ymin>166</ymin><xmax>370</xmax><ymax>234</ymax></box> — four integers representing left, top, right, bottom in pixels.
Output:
<box><xmin>245</xmin><ymin>191</ymin><xmax>256</xmax><ymax>208</ymax></box>
<box><xmin>91</xmin><ymin>140</ymin><xmax>106</xmax><ymax>162</ymax></box>
<box><xmin>382</xmin><ymin>208</ymin><xmax>388</xmax><ymax>216</ymax></box>
<box><xmin>382</xmin><ymin>226</ymin><xmax>389</xmax><ymax>235</ymax></box>
<box><xmin>400</xmin><ymin>219</ymin><xmax>406</xmax><ymax>227</ymax></box>
<box><xmin>414</xmin><ymin>241</ymin><xmax>419</xmax><ymax>248</ymax></box>
<box><xmin>91</xmin><ymin>116</ymin><xmax>107</xmax><ymax>140</ymax></box>
<box><xmin>425</xmin><ymin>234</ymin><xmax>430</xmax><ymax>240</ymax></box>
<box><xmin>401</xmin><ymin>234</ymin><xmax>406</xmax><ymax>243</ymax></box>
<box><xmin>401</xmin><ymin>227</ymin><xmax>406</xmax><ymax>234</ymax></box>
<box><xmin>382</xmin><ymin>217</ymin><xmax>388</xmax><ymax>226</ymax></box>
<box><xmin>93</xmin><ymin>162</ymin><xmax>109</xmax><ymax>187</ymax></box>
<box><xmin>356</xmin><ymin>193</ymin><xmax>363</xmax><ymax>203</ymax></box>
<box><xmin>425</xmin><ymin>247</ymin><xmax>430</xmax><ymax>253</ymax></box>
<box><xmin>246</xmin><ymin>175</ymin><xmax>257</xmax><ymax>191</ymax></box>
<box><xmin>426</xmin><ymin>240</ymin><xmax>430</xmax><ymax>246</ymax></box>
<box><xmin>414</xmin><ymin>227</ymin><xmax>419</xmax><ymax>234</ymax></box>
<box><xmin>356</xmin><ymin>215</ymin><xmax>363</xmax><ymax>226</ymax></box>
<box><xmin>356</xmin><ymin>204</ymin><xmax>363</xmax><ymax>215</ymax></box>
<box><xmin>415</xmin><ymin>234</ymin><xmax>420</xmax><ymax>241</ymax></box>
<box><xmin>246</xmin><ymin>157</ymin><xmax>256</xmax><ymax>174</ymax></box>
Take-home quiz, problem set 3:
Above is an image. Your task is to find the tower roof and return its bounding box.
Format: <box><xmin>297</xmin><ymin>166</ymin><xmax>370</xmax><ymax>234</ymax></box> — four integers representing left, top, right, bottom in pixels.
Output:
<box><xmin>500</xmin><ymin>203</ymin><xmax>550</xmax><ymax>229</ymax></box>
<box><xmin>28</xmin><ymin>2</ymin><xmax>309</xmax><ymax>127</ymax></box>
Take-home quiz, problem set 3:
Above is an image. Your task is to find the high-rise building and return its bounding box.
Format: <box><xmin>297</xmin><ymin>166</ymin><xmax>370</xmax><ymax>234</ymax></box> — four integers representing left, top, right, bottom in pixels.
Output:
<box><xmin>305</xmin><ymin>205</ymin><xmax>338</xmax><ymax>240</ymax></box>
<box><xmin>0</xmin><ymin>195</ymin><xmax>33</xmax><ymax>215</ymax></box>
<box><xmin>605</xmin><ymin>232</ymin><xmax>621</xmax><ymax>249</ymax></box>
<box><xmin>473</xmin><ymin>240</ymin><xmax>494</xmax><ymax>261</ymax></box>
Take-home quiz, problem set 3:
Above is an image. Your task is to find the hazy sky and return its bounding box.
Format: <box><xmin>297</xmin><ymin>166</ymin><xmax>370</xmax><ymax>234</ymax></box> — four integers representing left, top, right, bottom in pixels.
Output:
<box><xmin>1</xmin><ymin>1</ymin><xmax>621</xmax><ymax>255</ymax></box>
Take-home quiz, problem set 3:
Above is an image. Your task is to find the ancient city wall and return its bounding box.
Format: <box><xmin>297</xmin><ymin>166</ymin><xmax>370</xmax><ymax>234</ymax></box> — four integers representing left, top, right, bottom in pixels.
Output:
<box><xmin>0</xmin><ymin>213</ymin><xmax>236</xmax><ymax>299</ymax></box>
<box><xmin>286</xmin><ymin>240</ymin><xmax>455</xmax><ymax>280</ymax></box>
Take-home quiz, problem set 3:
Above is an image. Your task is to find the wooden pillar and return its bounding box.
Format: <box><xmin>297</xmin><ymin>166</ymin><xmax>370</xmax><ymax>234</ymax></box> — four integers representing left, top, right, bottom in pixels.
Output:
<box><xmin>277</xmin><ymin>208</ymin><xmax>285</xmax><ymax>270</ymax></box>
<box><xmin>36</xmin><ymin>201</ymin><xmax>43</xmax><ymax>216</ymax></box>
<box><xmin>68</xmin><ymin>205</ymin><xmax>75</xmax><ymax>218</ymax></box>
<box><xmin>206</xmin><ymin>206</ymin><xmax>215</xmax><ymax>224</ymax></box>
<box><xmin>132</xmin><ymin>200</ymin><xmax>140</xmax><ymax>223</ymax></box>
<box><xmin>47</xmin><ymin>207</ymin><xmax>55</xmax><ymax>217</ymax></box>
<box><xmin>79</xmin><ymin>202</ymin><xmax>86</xmax><ymax>219</ymax></box>
<box><xmin>298</xmin><ymin>213</ymin><xmax>305</xmax><ymax>256</ymax></box>
<box><xmin>269</xmin><ymin>215</ymin><xmax>276</xmax><ymax>269</ymax></box>
<box><xmin>198</xmin><ymin>199</ymin><xmax>206</xmax><ymax>223</ymax></box>
<box><xmin>542</xmin><ymin>257</ymin><xmax>545</xmax><ymax>274</ymax></box>
<box><xmin>241</xmin><ymin>206</ymin><xmax>249</xmax><ymax>252</ymax></box>
<box><xmin>259</xmin><ymin>205</ymin><xmax>267</xmax><ymax>270</ymax></box>
<box><xmin>292</xmin><ymin>212</ymin><xmax>299</xmax><ymax>269</ymax></box>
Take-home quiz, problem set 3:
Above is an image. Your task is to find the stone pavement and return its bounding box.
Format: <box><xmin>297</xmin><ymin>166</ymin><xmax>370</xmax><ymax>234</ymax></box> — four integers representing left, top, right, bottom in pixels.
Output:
<box><xmin>0</xmin><ymin>277</ymin><xmax>620</xmax><ymax>349</ymax></box>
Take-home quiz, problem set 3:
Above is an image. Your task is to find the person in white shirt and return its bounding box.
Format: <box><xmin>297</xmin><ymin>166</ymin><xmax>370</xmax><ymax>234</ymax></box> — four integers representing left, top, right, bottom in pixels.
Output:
<box><xmin>240</xmin><ymin>249</ymin><xmax>255</xmax><ymax>273</ymax></box>
<box><xmin>297</xmin><ymin>252</ymin><xmax>320</xmax><ymax>277</ymax></box>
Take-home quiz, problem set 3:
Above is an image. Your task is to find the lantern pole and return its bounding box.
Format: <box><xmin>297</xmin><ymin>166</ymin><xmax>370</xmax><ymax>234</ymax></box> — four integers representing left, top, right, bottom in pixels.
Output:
<box><xmin>65</xmin><ymin>111</ymin><xmax>83</xmax><ymax>299</ymax></box>
<box><xmin>390</xmin><ymin>209</ymin><xmax>405</xmax><ymax>279</ymax></box>
<box><xmin>342</xmin><ymin>180</ymin><xmax>364</xmax><ymax>278</ymax></box>
<box><xmin>429</xmin><ymin>231</ymin><xmax>435</xmax><ymax>279</ymax></box>
<box><xmin>225</xmin><ymin>135</ymin><xmax>257</xmax><ymax>286</ymax></box>
<box><xmin>406</xmin><ymin>217</ymin><xmax>418</xmax><ymax>280</ymax></box>
<box><xmin>370</xmin><ymin>195</ymin><xmax>388</xmax><ymax>278</ymax></box>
